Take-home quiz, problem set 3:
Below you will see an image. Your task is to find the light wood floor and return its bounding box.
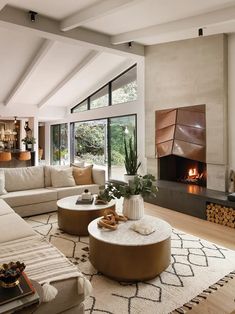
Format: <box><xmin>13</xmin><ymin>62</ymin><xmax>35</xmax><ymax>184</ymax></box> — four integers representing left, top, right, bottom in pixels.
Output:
<box><xmin>144</xmin><ymin>202</ymin><xmax>235</xmax><ymax>314</ymax></box>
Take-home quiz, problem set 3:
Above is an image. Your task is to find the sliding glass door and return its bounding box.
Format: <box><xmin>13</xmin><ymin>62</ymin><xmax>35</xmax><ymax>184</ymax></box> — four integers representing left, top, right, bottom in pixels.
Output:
<box><xmin>71</xmin><ymin>114</ymin><xmax>136</xmax><ymax>181</ymax></box>
<box><xmin>51</xmin><ymin>123</ymin><xmax>68</xmax><ymax>165</ymax></box>
<box><xmin>73</xmin><ymin>120</ymin><xmax>108</xmax><ymax>174</ymax></box>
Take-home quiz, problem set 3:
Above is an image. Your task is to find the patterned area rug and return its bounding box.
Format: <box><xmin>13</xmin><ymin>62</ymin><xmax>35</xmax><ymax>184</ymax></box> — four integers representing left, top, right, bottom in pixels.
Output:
<box><xmin>25</xmin><ymin>213</ymin><xmax>235</xmax><ymax>314</ymax></box>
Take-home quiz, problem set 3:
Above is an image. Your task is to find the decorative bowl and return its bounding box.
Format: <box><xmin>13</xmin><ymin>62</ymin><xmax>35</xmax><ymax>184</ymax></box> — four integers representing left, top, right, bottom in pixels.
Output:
<box><xmin>0</xmin><ymin>261</ymin><xmax>25</xmax><ymax>288</ymax></box>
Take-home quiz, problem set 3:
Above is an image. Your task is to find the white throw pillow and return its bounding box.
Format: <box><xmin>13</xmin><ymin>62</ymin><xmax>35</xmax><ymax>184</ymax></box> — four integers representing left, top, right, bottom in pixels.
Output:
<box><xmin>0</xmin><ymin>170</ymin><xmax>7</xmax><ymax>195</ymax></box>
<box><xmin>51</xmin><ymin>167</ymin><xmax>75</xmax><ymax>188</ymax></box>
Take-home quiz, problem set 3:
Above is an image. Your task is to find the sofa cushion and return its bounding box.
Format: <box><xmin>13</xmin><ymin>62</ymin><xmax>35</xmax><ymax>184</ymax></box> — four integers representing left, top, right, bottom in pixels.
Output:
<box><xmin>0</xmin><ymin>213</ymin><xmax>36</xmax><ymax>243</ymax></box>
<box><xmin>0</xmin><ymin>170</ymin><xmax>7</xmax><ymax>195</ymax></box>
<box><xmin>3</xmin><ymin>166</ymin><xmax>44</xmax><ymax>192</ymax></box>
<box><xmin>92</xmin><ymin>168</ymin><xmax>106</xmax><ymax>185</ymax></box>
<box><xmin>73</xmin><ymin>165</ymin><xmax>93</xmax><ymax>185</ymax></box>
<box><xmin>48</xmin><ymin>184</ymin><xmax>99</xmax><ymax>200</ymax></box>
<box><xmin>0</xmin><ymin>199</ymin><xmax>14</xmax><ymax>216</ymax></box>
<box><xmin>51</xmin><ymin>167</ymin><xmax>76</xmax><ymax>188</ymax></box>
<box><xmin>1</xmin><ymin>188</ymin><xmax>57</xmax><ymax>207</ymax></box>
<box><xmin>44</xmin><ymin>165</ymin><xmax>70</xmax><ymax>187</ymax></box>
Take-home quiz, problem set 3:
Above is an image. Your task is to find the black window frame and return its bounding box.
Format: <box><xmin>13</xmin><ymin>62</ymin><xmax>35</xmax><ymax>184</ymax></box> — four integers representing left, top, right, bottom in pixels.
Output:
<box><xmin>71</xmin><ymin>64</ymin><xmax>137</xmax><ymax>113</ymax></box>
<box><xmin>50</xmin><ymin>123</ymin><xmax>68</xmax><ymax>165</ymax></box>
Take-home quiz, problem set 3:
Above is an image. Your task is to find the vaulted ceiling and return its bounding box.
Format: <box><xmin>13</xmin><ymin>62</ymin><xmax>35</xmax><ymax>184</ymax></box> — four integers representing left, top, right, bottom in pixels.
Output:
<box><xmin>0</xmin><ymin>0</ymin><xmax>235</xmax><ymax>121</ymax></box>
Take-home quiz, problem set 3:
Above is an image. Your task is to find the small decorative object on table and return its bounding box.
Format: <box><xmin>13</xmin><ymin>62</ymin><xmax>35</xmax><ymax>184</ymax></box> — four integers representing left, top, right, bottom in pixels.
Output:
<box><xmin>131</xmin><ymin>219</ymin><xmax>156</xmax><ymax>235</ymax></box>
<box><xmin>97</xmin><ymin>209</ymin><xmax>128</xmax><ymax>230</ymax></box>
<box><xmin>76</xmin><ymin>189</ymin><xmax>94</xmax><ymax>204</ymax></box>
<box><xmin>0</xmin><ymin>261</ymin><xmax>25</xmax><ymax>288</ymax></box>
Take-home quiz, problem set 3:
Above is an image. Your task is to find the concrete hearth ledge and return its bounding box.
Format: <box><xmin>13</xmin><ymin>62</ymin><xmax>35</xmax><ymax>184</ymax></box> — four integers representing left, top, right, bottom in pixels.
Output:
<box><xmin>145</xmin><ymin>180</ymin><xmax>235</xmax><ymax>220</ymax></box>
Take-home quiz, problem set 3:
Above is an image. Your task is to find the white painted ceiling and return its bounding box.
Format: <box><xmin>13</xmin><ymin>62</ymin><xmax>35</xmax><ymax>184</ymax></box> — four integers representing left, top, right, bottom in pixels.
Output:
<box><xmin>1</xmin><ymin>0</ymin><xmax>235</xmax><ymax>120</ymax></box>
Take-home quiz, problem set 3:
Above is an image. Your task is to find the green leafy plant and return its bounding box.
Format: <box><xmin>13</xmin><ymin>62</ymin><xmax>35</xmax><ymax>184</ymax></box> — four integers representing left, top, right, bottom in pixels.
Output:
<box><xmin>21</xmin><ymin>136</ymin><xmax>36</xmax><ymax>145</ymax></box>
<box><xmin>98</xmin><ymin>174</ymin><xmax>158</xmax><ymax>202</ymax></box>
<box><xmin>124</xmin><ymin>137</ymin><xmax>141</xmax><ymax>175</ymax></box>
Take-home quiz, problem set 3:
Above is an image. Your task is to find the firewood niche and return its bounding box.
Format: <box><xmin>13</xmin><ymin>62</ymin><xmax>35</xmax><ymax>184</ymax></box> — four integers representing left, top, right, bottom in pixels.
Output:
<box><xmin>206</xmin><ymin>202</ymin><xmax>235</xmax><ymax>228</ymax></box>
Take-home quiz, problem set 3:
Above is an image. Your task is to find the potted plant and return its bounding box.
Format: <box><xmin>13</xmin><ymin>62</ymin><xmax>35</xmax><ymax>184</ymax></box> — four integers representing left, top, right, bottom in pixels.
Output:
<box><xmin>98</xmin><ymin>174</ymin><xmax>157</xmax><ymax>220</ymax></box>
<box><xmin>21</xmin><ymin>136</ymin><xmax>36</xmax><ymax>151</ymax></box>
<box><xmin>124</xmin><ymin>137</ymin><xmax>141</xmax><ymax>183</ymax></box>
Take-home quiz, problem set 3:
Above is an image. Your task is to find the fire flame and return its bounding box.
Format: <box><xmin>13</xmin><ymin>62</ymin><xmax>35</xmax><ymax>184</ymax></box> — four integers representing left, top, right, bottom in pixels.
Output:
<box><xmin>188</xmin><ymin>168</ymin><xmax>197</xmax><ymax>177</ymax></box>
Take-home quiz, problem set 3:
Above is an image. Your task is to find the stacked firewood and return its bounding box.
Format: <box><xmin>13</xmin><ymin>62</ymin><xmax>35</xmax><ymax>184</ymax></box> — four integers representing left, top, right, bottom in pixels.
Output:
<box><xmin>206</xmin><ymin>203</ymin><xmax>235</xmax><ymax>228</ymax></box>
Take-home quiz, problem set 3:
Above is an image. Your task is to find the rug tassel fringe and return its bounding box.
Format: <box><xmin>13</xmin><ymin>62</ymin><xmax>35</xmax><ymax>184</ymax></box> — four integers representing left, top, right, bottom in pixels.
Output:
<box><xmin>170</xmin><ymin>270</ymin><xmax>235</xmax><ymax>313</ymax></box>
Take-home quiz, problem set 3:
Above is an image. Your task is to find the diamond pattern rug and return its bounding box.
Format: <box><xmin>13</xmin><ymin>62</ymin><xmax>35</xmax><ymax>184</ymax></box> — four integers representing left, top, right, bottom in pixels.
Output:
<box><xmin>25</xmin><ymin>213</ymin><xmax>235</xmax><ymax>314</ymax></box>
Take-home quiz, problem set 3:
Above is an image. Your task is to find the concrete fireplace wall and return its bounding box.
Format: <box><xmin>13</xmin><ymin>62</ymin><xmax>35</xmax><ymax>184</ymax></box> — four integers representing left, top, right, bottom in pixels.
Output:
<box><xmin>145</xmin><ymin>34</ymin><xmax>228</xmax><ymax>192</ymax></box>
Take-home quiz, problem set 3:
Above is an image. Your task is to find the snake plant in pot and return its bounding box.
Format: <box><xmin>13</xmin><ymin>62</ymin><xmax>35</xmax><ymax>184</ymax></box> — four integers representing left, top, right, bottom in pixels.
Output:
<box><xmin>124</xmin><ymin>137</ymin><xmax>141</xmax><ymax>183</ymax></box>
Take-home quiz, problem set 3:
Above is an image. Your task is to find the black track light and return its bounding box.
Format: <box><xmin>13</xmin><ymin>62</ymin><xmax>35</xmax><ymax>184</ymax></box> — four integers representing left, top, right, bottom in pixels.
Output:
<box><xmin>29</xmin><ymin>11</ymin><xmax>38</xmax><ymax>22</ymax></box>
<box><xmin>198</xmin><ymin>28</ymin><xmax>203</xmax><ymax>37</ymax></box>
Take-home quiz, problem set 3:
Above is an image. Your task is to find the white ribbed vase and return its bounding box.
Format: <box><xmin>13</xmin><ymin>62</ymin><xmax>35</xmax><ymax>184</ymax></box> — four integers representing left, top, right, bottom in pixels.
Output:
<box><xmin>123</xmin><ymin>195</ymin><xmax>144</xmax><ymax>220</ymax></box>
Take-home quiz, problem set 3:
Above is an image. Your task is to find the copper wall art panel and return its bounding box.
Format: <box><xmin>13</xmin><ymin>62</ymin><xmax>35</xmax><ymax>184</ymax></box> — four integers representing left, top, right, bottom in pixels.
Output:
<box><xmin>155</xmin><ymin>105</ymin><xmax>206</xmax><ymax>162</ymax></box>
<box><xmin>156</xmin><ymin>125</ymin><xmax>175</xmax><ymax>144</ymax></box>
<box><xmin>177</xmin><ymin>108</ymin><xmax>205</xmax><ymax>129</ymax></box>
<box><xmin>175</xmin><ymin>125</ymin><xmax>205</xmax><ymax>146</ymax></box>
<box><xmin>172</xmin><ymin>140</ymin><xmax>206</xmax><ymax>163</ymax></box>
<box><xmin>156</xmin><ymin>141</ymin><xmax>173</xmax><ymax>158</ymax></box>
<box><xmin>156</xmin><ymin>109</ymin><xmax>176</xmax><ymax>130</ymax></box>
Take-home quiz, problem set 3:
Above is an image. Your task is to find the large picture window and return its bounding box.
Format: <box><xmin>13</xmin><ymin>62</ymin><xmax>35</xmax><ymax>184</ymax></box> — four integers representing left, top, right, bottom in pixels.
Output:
<box><xmin>71</xmin><ymin>114</ymin><xmax>136</xmax><ymax>181</ymax></box>
<box><xmin>71</xmin><ymin>64</ymin><xmax>137</xmax><ymax>113</ymax></box>
<box><xmin>111</xmin><ymin>66</ymin><xmax>137</xmax><ymax>105</ymax></box>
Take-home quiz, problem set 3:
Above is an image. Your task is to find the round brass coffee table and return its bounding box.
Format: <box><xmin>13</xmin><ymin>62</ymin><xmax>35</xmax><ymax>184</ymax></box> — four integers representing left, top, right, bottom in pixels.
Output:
<box><xmin>88</xmin><ymin>215</ymin><xmax>171</xmax><ymax>281</ymax></box>
<box><xmin>57</xmin><ymin>196</ymin><xmax>115</xmax><ymax>236</ymax></box>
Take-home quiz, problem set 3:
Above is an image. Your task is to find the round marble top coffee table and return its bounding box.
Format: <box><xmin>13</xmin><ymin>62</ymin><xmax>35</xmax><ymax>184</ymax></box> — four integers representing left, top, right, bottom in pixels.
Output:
<box><xmin>57</xmin><ymin>196</ymin><xmax>115</xmax><ymax>236</ymax></box>
<box><xmin>88</xmin><ymin>215</ymin><xmax>171</xmax><ymax>281</ymax></box>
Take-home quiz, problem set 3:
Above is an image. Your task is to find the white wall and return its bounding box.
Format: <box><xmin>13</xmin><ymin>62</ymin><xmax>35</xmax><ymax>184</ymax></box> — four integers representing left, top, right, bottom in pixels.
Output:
<box><xmin>228</xmin><ymin>34</ymin><xmax>235</xmax><ymax>171</ymax></box>
<box><xmin>45</xmin><ymin>59</ymin><xmax>146</xmax><ymax>173</ymax></box>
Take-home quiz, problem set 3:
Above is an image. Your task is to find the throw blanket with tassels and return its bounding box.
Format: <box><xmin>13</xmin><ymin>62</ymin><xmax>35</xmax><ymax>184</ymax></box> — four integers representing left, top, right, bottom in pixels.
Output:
<box><xmin>0</xmin><ymin>235</ymin><xmax>92</xmax><ymax>301</ymax></box>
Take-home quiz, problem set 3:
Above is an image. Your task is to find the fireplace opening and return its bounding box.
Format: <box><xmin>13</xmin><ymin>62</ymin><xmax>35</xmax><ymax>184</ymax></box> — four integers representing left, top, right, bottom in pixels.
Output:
<box><xmin>155</xmin><ymin>104</ymin><xmax>206</xmax><ymax>187</ymax></box>
<box><xmin>158</xmin><ymin>155</ymin><xmax>207</xmax><ymax>187</ymax></box>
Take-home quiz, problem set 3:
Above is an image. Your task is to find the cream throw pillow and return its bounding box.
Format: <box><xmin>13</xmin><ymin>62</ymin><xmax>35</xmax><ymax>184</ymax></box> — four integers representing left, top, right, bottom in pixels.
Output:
<box><xmin>0</xmin><ymin>170</ymin><xmax>7</xmax><ymax>195</ymax></box>
<box><xmin>73</xmin><ymin>165</ymin><xmax>93</xmax><ymax>185</ymax></box>
<box><xmin>51</xmin><ymin>167</ymin><xmax>75</xmax><ymax>188</ymax></box>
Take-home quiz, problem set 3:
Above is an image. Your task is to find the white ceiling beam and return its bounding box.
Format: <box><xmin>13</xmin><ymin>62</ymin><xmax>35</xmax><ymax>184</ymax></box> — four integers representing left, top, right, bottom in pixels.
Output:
<box><xmin>111</xmin><ymin>5</ymin><xmax>235</xmax><ymax>44</ymax></box>
<box><xmin>38</xmin><ymin>51</ymin><xmax>100</xmax><ymax>108</ymax></box>
<box><xmin>0</xmin><ymin>0</ymin><xmax>7</xmax><ymax>11</ymax></box>
<box><xmin>60</xmin><ymin>0</ymin><xmax>141</xmax><ymax>31</ymax></box>
<box><xmin>4</xmin><ymin>39</ymin><xmax>54</xmax><ymax>106</ymax></box>
<box><xmin>0</xmin><ymin>6</ymin><xmax>144</xmax><ymax>57</ymax></box>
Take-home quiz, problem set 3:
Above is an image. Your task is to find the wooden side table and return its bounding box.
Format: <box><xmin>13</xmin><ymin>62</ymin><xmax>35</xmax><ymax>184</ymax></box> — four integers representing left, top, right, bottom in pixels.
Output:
<box><xmin>57</xmin><ymin>196</ymin><xmax>115</xmax><ymax>236</ymax></box>
<box><xmin>88</xmin><ymin>215</ymin><xmax>172</xmax><ymax>281</ymax></box>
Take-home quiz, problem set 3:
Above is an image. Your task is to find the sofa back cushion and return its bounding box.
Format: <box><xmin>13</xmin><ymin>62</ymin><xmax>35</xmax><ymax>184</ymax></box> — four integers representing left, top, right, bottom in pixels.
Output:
<box><xmin>44</xmin><ymin>165</ymin><xmax>70</xmax><ymax>187</ymax></box>
<box><xmin>4</xmin><ymin>166</ymin><xmax>44</xmax><ymax>192</ymax></box>
<box><xmin>51</xmin><ymin>167</ymin><xmax>76</xmax><ymax>188</ymax></box>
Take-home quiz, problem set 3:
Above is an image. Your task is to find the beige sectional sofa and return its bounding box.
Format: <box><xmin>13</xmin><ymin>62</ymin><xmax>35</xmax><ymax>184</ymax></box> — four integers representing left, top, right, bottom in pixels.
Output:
<box><xmin>0</xmin><ymin>165</ymin><xmax>105</xmax><ymax>313</ymax></box>
<box><xmin>0</xmin><ymin>198</ymin><xmax>85</xmax><ymax>313</ymax></box>
<box><xmin>0</xmin><ymin>165</ymin><xmax>105</xmax><ymax>217</ymax></box>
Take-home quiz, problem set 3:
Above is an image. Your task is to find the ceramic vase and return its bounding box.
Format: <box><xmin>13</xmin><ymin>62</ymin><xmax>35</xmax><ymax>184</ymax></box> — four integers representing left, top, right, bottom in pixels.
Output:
<box><xmin>123</xmin><ymin>194</ymin><xmax>144</xmax><ymax>220</ymax></box>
